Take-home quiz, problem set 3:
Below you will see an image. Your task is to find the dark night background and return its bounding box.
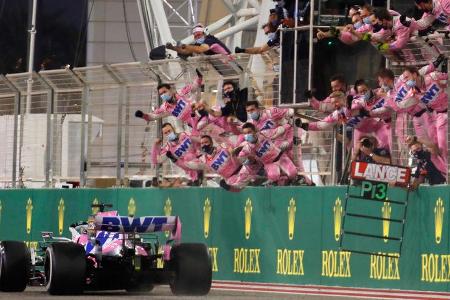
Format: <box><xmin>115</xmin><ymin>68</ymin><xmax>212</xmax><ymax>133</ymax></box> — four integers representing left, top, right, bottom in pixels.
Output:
<box><xmin>0</xmin><ymin>0</ymin><xmax>88</xmax><ymax>75</ymax></box>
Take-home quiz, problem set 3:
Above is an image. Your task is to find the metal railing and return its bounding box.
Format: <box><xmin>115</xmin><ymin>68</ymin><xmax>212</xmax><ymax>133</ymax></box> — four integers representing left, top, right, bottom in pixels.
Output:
<box><xmin>0</xmin><ymin>52</ymin><xmax>338</xmax><ymax>187</ymax></box>
<box><xmin>279</xmin><ymin>2</ymin><xmax>450</xmax><ymax>181</ymax></box>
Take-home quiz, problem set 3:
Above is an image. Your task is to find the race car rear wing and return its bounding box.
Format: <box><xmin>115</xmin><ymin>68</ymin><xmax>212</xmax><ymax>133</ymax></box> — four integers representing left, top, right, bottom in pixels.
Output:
<box><xmin>94</xmin><ymin>215</ymin><xmax>180</xmax><ymax>235</ymax></box>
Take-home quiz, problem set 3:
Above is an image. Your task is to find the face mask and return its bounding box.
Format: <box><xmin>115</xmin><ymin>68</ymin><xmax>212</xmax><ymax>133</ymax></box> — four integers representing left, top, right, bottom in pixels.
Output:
<box><xmin>223</xmin><ymin>90</ymin><xmax>235</xmax><ymax>99</ymax></box>
<box><xmin>363</xmin><ymin>16</ymin><xmax>371</xmax><ymax>24</ymax></box>
<box><xmin>197</xmin><ymin>109</ymin><xmax>208</xmax><ymax>118</ymax></box>
<box><xmin>160</xmin><ymin>93</ymin><xmax>172</xmax><ymax>102</ymax></box>
<box><xmin>201</xmin><ymin>145</ymin><xmax>214</xmax><ymax>154</ymax></box>
<box><xmin>412</xmin><ymin>149</ymin><xmax>426</xmax><ymax>159</ymax></box>
<box><xmin>381</xmin><ymin>84</ymin><xmax>391</xmax><ymax>92</ymax></box>
<box><xmin>244</xmin><ymin>133</ymin><xmax>256</xmax><ymax>143</ymax></box>
<box><xmin>267</xmin><ymin>32</ymin><xmax>277</xmax><ymax>40</ymax></box>
<box><xmin>195</xmin><ymin>37</ymin><xmax>205</xmax><ymax>44</ymax></box>
<box><xmin>250</xmin><ymin>111</ymin><xmax>260</xmax><ymax>120</ymax></box>
<box><xmin>372</xmin><ymin>23</ymin><xmax>383</xmax><ymax>32</ymax></box>
<box><xmin>167</xmin><ymin>132</ymin><xmax>177</xmax><ymax>142</ymax></box>
<box><xmin>271</xmin><ymin>19</ymin><xmax>279</xmax><ymax>27</ymax></box>
<box><xmin>354</xmin><ymin>21</ymin><xmax>363</xmax><ymax>29</ymax></box>
<box><xmin>363</xmin><ymin>90</ymin><xmax>372</xmax><ymax>102</ymax></box>
<box><xmin>406</xmin><ymin>79</ymin><xmax>416</xmax><ymax>89</ymax></box>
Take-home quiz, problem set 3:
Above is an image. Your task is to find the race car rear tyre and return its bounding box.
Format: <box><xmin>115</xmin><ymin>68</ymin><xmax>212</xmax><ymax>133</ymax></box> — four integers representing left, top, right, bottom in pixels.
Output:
<box><xmin>0</xmin><ymin>241</ymin><xmax>30</xmax><ymax>292</ymax></box>
<box><xmin>169</xmin><ymin>243</ymin><xmax>212</xmax><ymax>295</ymax></box>
<box><xmin>45</xmin><ymin>243</ymin><xmax>86</xmax><ymax>295</ymax></box>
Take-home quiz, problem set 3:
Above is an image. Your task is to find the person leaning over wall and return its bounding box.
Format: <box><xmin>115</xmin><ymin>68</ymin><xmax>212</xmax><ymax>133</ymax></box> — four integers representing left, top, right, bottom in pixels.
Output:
<box><xmin>407</xmin><ymin>135</ymin><xmax>447</xmax><ymax>190</ymax></box>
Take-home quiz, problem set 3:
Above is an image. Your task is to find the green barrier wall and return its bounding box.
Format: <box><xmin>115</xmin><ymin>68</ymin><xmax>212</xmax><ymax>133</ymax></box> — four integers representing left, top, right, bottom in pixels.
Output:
<box><xmin>0</xmin><ymin>186</ymin><xmax>449</xmax><ymax>292</ymax></box>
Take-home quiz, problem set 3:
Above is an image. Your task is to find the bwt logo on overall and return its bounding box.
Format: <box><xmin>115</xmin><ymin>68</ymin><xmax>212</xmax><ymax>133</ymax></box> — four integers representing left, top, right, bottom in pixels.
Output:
<box><xmin>171</xmin><ymin>100</ymin><xmax>187</xmax><ymax>117</ymax></box>
<box><xmin>211</xmin><ymin>151</ymin><xmax>228</xmax><ymax>171</ymax></box>
<box><xmin>395</xmin><ymin>87</ymin><xmax>407</xmax><ymax>102</ymax></box>
<box><xmin>373</xmin><ymin>99</ymin><xmax>385</xmax><ymax>109</ymax></box>
<box><xmin>174</xmin><ymin>138</ymin><xmax>192</xmax><ymax>157</ymax></box>
<box><xmin>261</xmin><ymin>120</ymin><xmax>274</xmax><ymax>131</ymax></box>
<box><xmin>256</xmin><ymin>141</ymin><xmax>271</xmax><ymax>158</ymax></box>
<box><xmin>420</xmin><ymin>84</ymin><xmax>440</xmax><ymax>104</ymax></box>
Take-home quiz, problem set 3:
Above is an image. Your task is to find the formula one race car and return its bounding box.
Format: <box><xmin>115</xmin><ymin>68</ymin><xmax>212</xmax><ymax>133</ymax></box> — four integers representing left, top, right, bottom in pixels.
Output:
<box><xmin>0</xmin><ymin>203</ymin><xmax>212</xmax><ymax>295</ymax></box>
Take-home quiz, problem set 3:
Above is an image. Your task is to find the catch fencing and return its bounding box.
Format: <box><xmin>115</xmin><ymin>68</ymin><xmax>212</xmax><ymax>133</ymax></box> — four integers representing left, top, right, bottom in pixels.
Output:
<box><xmin>0</xmin><ymin>53</ymin><xmax>338</xmax><ymax>187</ymax></box>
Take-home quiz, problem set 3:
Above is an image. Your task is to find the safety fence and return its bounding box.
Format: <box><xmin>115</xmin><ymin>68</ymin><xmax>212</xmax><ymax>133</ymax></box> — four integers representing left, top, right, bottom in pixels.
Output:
<box><xmin>279</xmin><ymin>24</ymin><xmax>450</xmax><ymax>176</ymax></box>
<box><xmin>0</xmin><ymin>53</ymin><xmax>336</xmax><ymax>188</ymax></box>
<box><xmin>1</xmin><ymin>186</ymin><xmax>450</xmax><ymax>293</ymax></box>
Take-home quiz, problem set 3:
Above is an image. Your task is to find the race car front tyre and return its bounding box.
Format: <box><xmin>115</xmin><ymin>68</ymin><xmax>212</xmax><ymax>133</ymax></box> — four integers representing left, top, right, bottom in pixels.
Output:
<box><xmin>169</xmin><ymin>243</ymin><xmax>212</xmax><ymax>295</ymax></box>
<box><xmin>0</xmin><ymin>241</ymin><xmax>30</xmax><ymax>292</ymax></box>
<box><xmin>45</xmin><ymin>243</ymin><xmax>86</xmax><ymax>295</ymax></box>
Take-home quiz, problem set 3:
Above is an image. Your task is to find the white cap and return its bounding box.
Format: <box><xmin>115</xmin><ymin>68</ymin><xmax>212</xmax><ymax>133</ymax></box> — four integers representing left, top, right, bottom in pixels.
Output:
<box><xmin>192</xmin><ymin>23</ymin><xmax>205</xmax><ymax>34</ymax></box>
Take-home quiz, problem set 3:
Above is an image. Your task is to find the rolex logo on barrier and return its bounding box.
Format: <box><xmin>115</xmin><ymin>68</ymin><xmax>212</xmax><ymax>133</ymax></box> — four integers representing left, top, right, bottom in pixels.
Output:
<box><xmin>58</xmin><ymin>198</ymin><xmax>65</xmax><ymax>235</ymax></box>
<box><xmin>164</xmin><ymin>198</ymin><xmax>172</xmax><ymax>238</ymax></box>
<box><xmin>288</xmin><ymin>198</ymin><xmax>296</xmax><ymax>240</ymax></box>
<box><xmin>92</xmin><ymin>198</ymin><xmax>99</xmax><ymax>214</ymax></box>
<box><xmin>333</xmin><ymin>198</ymin><xmax>342</xmax><ymax>242</ymax></box>
<box><xmin>203</xmin><ymin>198</ymin><xmax>211</xmax><ymax>239</ymax></box>
<box><xmin>244</xmin><ymin>198</ymin><xmax>252</xmax><ymax>240</ymax></box>
<box><xmin>128</xmin><ymin>198</ymin><xmax>136</xmax><ymax>217</ymax></box>
<box><xmin>434</xmin><ymin>198</ymin><xmax>444</xmax><ymax>244</ymax></box>
<box><xmin>26</xmin><ymin>198</ymin><xmax>33</xmax><ymax>234</ymax></box>
<box><xmin>382</xmin><ymin>201</ymin><xmax>391</xmax><ymax>243</ymax></box>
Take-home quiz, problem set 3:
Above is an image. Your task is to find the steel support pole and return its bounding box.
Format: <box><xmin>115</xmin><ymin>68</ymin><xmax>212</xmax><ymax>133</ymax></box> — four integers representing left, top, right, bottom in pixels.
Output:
<box><xmin>308</xmin><ymin>0</ymin><xmax>314</xmax><ymax>89</ymax></box>
<box><xmin>293</xmin><ymin>0</ymin><xmax>299</xmax><ymax>104</ymax></box>
<box><xmin>45</xmin><ymin>89</ymin><xmax>53</xmax><ymax>187</ymax></box>
<box><xmin>80</xmin><ymin>85</ymin><xmax>88</xmax><ymax>187</ymax></box>
<box><xmin>278</xmin><ymin>29</ymin><xmax>284</xmax><ymax>105</ymax></box>
<box><xmin>148</xmin><ymin>0</ymin><xmax>175</xmax><ymax>44</ymax></box>
<box><xmin>26</xmin><ymin>0</ymin><xmax>38</xmax><ymax>114</ymax></box>
<box><xmin>136</xmin><ymin>0</ymin><xmax>152</xmax><ymax>53</ymax></box>
<box><xmin>331</xmin><ymin>127</ymin><xmax>337</xmax><ymax>184</ymax></box>
<box><xmin>215</xmin><ymin>16</ymin><xmax>259</xmax><ymax>40</ymax></box>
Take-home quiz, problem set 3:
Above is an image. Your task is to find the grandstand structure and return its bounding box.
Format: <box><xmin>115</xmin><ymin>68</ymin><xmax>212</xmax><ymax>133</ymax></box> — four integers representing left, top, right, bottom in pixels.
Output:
<box><xmin>0</xmin><ymin>0</ymin><xmax>448</xmax><ymax>188</ymax></box>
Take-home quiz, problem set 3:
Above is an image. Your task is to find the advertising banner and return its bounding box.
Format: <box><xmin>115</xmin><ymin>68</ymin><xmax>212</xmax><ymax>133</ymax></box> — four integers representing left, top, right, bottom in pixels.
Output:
<box><xmin>0</xmin><ymin>186</ymin><xmax>449</xmax><ymax>291</ymax></box>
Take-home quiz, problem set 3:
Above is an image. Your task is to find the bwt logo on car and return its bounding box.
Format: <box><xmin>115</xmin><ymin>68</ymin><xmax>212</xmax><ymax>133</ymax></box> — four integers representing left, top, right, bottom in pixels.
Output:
<box><xmin>171</xmin><ymin>99</ymin><xmax>187</xmax><ymax>117</ymax></box>
<box><xmin>395</xmin><ymin>87</ymin><xmax>407</xmax><ymax>102</ymax></box>
<box><xmin>420</xmin><ymin>84</ymin><xmax>440</xmax><ymax>104</ymax></box>
<box><xmin>211</xmin><ymin>151</ymin><xmax>228</xmax><ymax>171</ymax></box>
<box><xmin>256</xmin><ymin>140</ymin><xmax>271</xmax><ymax>158</ymax></box>
<box><xmin>174</xmin><ymin>138</ymin><xmax>192</xmax><ymax>157</ymax></box>
<box><xmin>261</xmin><ymin>120</ymin><xmax>274</xmax><ymax>131</ymax></box>
<box><xmin>99</xmin><ymin>216</ymin><xmax>169</xmax><ymax>232</ymax></box>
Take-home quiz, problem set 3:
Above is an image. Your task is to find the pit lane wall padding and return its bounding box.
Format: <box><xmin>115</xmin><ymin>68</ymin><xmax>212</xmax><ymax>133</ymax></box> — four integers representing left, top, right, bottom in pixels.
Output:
<box><xmin>0</xmin><ymin>186</ymin><xmax>449</xmax><ymax>291</ymax></box>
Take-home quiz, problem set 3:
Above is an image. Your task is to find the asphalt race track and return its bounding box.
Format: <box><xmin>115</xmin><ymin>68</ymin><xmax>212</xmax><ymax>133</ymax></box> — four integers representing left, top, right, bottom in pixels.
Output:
<box><xmin>0</xmin><ymin>286</ymin><xmax>369</xmax><ymax>300</ymax></box>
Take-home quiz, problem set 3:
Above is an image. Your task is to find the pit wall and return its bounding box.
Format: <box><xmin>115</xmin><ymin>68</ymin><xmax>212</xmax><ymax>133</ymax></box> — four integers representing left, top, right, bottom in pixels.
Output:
<box><xmin>0</xmin><ymin>186</ymin><xmax>449</xmax><ymax>292</ymax></box>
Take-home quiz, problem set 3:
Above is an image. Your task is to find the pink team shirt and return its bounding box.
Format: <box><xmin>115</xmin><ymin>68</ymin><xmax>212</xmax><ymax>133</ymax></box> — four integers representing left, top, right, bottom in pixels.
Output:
<box><xmin>410</xmin><ymin>0</ymin><xmax>450</xmax><ymax>31</ymax></box>
<box><xmin>248</xmin><ymin>107</ymin><xmax>292</xmax><ymax>132</ymax></box>
<box><xmin>308</xmin><ymin>107</ymin><xmax>352</xmax><ymax>131</ymax></box>
<box><xmin>418</xmin><ymin>63</ymin><xmax>448</xmax><ymax>112</ymax></box>
<box><xmin>151</xmin><ymin>132</ymin><xmax>199</xmax><ymax>165</ymax></box>
<box><xmin>150</xmin><ymin>96</ymin><xmax>195</xmax><ymax>125</ymax></box>
<box><xmin>200</xmin><ymin>146</ymin><xmax>241</xmax><ymax>178</ymax></box>
<box><xmin>238</xmin><ymin>135</ymin><xmax>282</xmax><ymax>164</ymax></box>
<box><xmin>386</xmin><ymin>75</ymin><xmax>427</xmax><ymax>116</ymax></box>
